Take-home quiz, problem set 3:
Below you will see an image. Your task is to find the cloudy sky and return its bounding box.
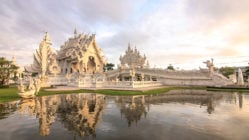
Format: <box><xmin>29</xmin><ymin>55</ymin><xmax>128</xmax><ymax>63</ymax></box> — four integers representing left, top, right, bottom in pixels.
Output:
<box><xmin>1</xmin><ymin>0</ymin><xmax>249</xmax><ymax>69</ymax></box>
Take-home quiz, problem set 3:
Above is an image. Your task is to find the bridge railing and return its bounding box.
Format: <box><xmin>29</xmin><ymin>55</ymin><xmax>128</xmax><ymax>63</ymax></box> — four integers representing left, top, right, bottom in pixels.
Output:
<box><xmin>47</xmin><ymin>76</ymin><xmax>68</xmax><ymax>85</ymax></box>
<box><xmin>105</xmin><ymin>68</ymin><xmax>212</xmax><ymax>79</ymax></box>
<box><xmin>104</xmin><ymin>81</ymin><xmax>162</xmax><ymax>88</ymax></box>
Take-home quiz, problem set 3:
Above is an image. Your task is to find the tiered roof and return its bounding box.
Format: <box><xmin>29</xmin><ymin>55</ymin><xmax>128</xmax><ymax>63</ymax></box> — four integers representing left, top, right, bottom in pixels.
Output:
<box><xmin>120</xmin><ymin>43</ymin><xmax>147</xmax><ymax>68</ymax></box>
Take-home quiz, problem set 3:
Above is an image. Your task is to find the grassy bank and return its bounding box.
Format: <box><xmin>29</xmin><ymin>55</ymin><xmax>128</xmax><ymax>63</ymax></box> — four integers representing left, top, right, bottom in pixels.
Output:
<box><xmin>37</xmin><ymin>87</ymin><xmax>176</xmax><ymax>96</ymax></box>
<box><xmin>38</xmin><ymin>86</ymin><xmax>205</xmax><ymax>96</ymax></box>
<box><xmin>0</xmin><ymin>86</ymin><xmax>193</xmax><ymax>103</ymax></box>
<box><xmin>207</xmin><ymin>87</ymin><xmax>249</xmax><ymax>92</ymax></box>
<box><xmin>0</xmin><ymin>86</ymin><xmax>20</xmax><ymax>103</ymax></box>
<box><xmin>1</xmin><ymin>85</ymin><xmax>248</xmax><ymax>103</ymax></box>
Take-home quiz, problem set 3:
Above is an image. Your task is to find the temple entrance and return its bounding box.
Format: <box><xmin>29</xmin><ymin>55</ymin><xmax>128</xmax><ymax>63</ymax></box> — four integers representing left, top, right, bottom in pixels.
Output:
<box><xmin>87</xmin><ymin>56</ymin><xmax>96</xmax><ymax>74</ymax></box>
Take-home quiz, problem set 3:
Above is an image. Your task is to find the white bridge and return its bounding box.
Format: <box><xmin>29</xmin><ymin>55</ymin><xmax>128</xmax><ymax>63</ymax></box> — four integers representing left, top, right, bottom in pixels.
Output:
<box><xmin>105</xmin><ymin>68</ymin><xmax>233</xmax><ymax>87</ymax></box>
<box><xmin>45</xmin><ymin>68</ymin><xmax>233</xmax><ymax>88</ymax></box>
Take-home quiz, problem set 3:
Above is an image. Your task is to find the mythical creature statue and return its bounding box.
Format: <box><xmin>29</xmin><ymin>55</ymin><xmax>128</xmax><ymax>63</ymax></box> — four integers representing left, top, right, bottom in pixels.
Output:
<box><xmin>17</xmin><ymin>77</ymin><xmax>41</xmax><ymax>98</ymax></box>
<box><xmin>203</xmin><ymin>58</ymin><xmax>214</xmax><ymax>74</ymax></box>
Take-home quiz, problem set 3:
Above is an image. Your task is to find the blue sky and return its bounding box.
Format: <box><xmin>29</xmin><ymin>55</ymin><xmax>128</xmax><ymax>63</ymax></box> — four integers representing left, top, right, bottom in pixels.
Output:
<box><xmin>1</xmin><ymin>0</ymin><xmax>249</xmax><ymax>69</ymax></box>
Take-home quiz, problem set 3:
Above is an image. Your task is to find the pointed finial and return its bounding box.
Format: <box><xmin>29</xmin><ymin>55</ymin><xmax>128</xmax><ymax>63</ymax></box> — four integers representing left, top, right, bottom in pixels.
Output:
<box><xmin>44</xmin><ymin>32</ymin><xmax>51</xmax><ymax>43</ymax></box>
<box><xmin>74</xmin><ymin>28</ymin><xmax>77</xmax><ymax>35</ymax></box>
<box><xmin>11</xmin><ymin>56</ymin><xmax>17</xmax><ymax>65</ymax></box>
<box><xmin>128</xmin><ymin>42</ymin><xmax>131</xmax><ymax>51</ymax></box>
<box><xmin>74</xmin><ymin>28</ymin><xmax>77</xmax><ymax>38</ymax></box>
<box><xmin>12</xmin><ymin>56</ymin><xmax>16</xmax><ymax>61</ymax></box>
<box><xmin>135</xmin><ymin>46</ymin><xmax>137</xmax><ymax>53</ymax></box>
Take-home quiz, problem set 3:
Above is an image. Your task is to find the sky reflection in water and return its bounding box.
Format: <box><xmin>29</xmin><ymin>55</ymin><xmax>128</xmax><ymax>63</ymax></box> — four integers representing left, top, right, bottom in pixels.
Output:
<box><xmin>0</xmin><ymin>90</ymin><xmax>249</xmax><ymax>140</ymax></box>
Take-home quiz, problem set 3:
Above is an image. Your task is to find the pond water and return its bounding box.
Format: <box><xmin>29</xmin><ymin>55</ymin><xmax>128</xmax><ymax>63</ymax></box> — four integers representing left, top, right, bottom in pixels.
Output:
<box><xmin>1</xmin><ymin>90</ymin><xmax>249</xmax><ymax>140</ymax></box>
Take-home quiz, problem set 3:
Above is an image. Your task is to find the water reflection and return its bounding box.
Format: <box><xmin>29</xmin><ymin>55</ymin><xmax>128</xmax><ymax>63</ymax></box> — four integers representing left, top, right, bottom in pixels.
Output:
<box><xmin>114</xmin><ymin>90</ymin><xmax>246</xmax><ymax>126</ymax></box>
<box><xmin>238</xmin><ymin>93</ymin><xmax>243</xmax><ymax>108</ymax></box>
<box><xmin>56</xmin><ymin>94</ymin><xmax>105</xmax><ymax>137</ymax></box>
<box><xmin>0</xmin><ymin>101</ymin><xmax>18</xmax><ymax>119</ymax></box>
<box><xmin>0</xmin><ymin>93</ymin><xmax>105</xmax><ymax>138</ymax></box>
<box><xmin>119</xmin><ymin>95</ymin><xmax>148</xmax><ymax>127</ymax></box>
<box><xmin>0</xmin><ymin>90</ymin><xmax>248</xmax><ymax>140</ymax></box>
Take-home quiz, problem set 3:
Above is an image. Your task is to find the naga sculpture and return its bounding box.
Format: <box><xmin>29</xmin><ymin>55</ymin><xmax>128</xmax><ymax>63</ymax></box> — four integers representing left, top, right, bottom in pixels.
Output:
<box><xmin>17</xmin><ymin>77</ymin><xmax>41</xmax><ymax>98</ymax></box>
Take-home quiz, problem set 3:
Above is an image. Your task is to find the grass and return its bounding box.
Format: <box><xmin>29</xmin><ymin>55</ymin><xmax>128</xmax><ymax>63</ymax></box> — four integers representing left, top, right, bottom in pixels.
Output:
<box><xmin>0</xmin><ymin>86</ymin><xmax>20</xmax><ymax>103</ymax></box>
<box><xmin>1</xmin><ymin>85</ymin><xmax>249</xmax><ymax>103</ymax></box>
<box><xmin>207</xmin><ymin>87</ymin><xmax>249</xmax><ymax>93</ymax></box>
<box><xmin>0</xmin><ymin>86</ymin><xmax>191</xmax><ymax>103</ymax></box>
<box><xmin>37</xmin><ymin>88</ymin><xmax>162</xmax><ymax>96</ymax></box>
<box><xmin>37</xmin><ymin>88</ymin><xmax>92</xmax><ymax>96</ymax></box>
<box><xmin>37</xmin><ymin>86</ymin><xmax>205</xmax><ymax>96</ymax></box>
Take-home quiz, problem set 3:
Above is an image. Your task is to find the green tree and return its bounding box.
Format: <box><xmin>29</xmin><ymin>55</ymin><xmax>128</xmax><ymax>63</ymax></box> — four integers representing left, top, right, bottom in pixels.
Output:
<box><xmin>245</xmin><ymin>66</ymin><xmax>249</xmax><ymax>76</ymax></box>
<box><xmin>167</xmin><ymin>64</ymin><xmax>174</xmax><ymax>70</ymax></box>
<box><xmin>219</xmin><ymin>67</ymin><xmax>235</xmax><ymax>78</ymax></box>
<box><xmin>104</xmin><ymin>63</ymin><xmax>115</xmax><ymax>71</ymax></box>
<box><xmin>244</xmin><ymin>67</ymin><xmax>249</xmax><ymax>81</ymax></box>
<box><xmin>0</xmin><ymin>57</ymin><xmax>19</xmax><ymax>86</ymax></box>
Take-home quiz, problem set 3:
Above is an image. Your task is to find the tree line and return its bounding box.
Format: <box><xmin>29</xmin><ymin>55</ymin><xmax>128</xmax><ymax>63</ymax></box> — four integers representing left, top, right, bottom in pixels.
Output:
<box><xmin>0</xmin><ymin>57</ymin><xmax>19</xmax><ymax>87</ymax></box>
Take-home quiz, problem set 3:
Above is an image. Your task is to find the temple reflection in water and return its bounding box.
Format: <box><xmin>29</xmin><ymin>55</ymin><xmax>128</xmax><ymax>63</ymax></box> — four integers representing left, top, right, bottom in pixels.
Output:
<box><xmin>118</xmin><ymin>95</ymin><xmax>148</xmax><ymax>127</ymax></box>
<box><xmin>0</xmin><ymin>93</ymin><xmax>106</xmax><ymax>138</ymax></box>
<box><xmin>0</xmin><ymin>90</ymin><xmax>248</xmax><ymax>138</ymax></box>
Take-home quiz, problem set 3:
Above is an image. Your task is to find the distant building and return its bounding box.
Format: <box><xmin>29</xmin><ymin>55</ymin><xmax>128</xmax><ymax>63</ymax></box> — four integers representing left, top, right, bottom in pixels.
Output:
<box><xmin>119</xmin><ymin>43</ymin><xmax>149</xmax><ymax>69</ymax></box>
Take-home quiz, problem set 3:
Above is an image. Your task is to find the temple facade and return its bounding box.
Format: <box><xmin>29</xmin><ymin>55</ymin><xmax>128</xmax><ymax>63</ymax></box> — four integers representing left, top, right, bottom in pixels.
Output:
<box><xmin>57</xmin><ymin>29</ymin><xmax>106</xmax><ymax>75</ymax></box>
<box><xmin>24</xmin><ymin>30</ymin><xmax>233</xmax><ymax>88</ymax></box>
<box><xmin>26</xmin><ymin>30</ymin><xmax>106</xmax><ymax>76</ymax></box>
<box><xmin>119</xmin><ymin>43</ymin><xmax>149</xmax><ymax>69</ymax></box>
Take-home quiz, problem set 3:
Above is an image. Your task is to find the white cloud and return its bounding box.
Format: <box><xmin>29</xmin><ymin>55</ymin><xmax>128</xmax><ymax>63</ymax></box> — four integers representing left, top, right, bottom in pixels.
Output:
<box><xmin>1</xmin><ymin>0</ymin><xmax>249</xmax><ymax>69</ymax></box>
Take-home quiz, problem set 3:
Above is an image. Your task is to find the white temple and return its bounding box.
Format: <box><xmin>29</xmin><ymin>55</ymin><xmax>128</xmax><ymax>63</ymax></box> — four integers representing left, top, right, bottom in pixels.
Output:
<box><xmin>119</xmin><ymin>43</ymin><xmax>148</xmax><ymax>69</ymax></box>
<box><xmin>24</xmin><ymin>30</ymin><xmax>233</xmax><ymax>88</ymax></box>
<box><xmin>57</xmin><ymin>29</ymin><xmax>106</xmax><ymax>75</ymax></box>
<box><xmin>25</xmin><ymin>32</ymin><xmax>58</xmax><ymax>76</ymax></box>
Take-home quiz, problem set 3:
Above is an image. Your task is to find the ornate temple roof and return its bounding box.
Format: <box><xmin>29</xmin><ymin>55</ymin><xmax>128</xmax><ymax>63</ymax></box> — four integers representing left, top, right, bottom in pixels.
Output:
<box><xmin>25</xmin><ymin>32</ymin><xmax>56</xmax><ymax>74</ymax></box>
<box><xmin>119</xmin><ymin>43</ymin><xmax>148</xmax><ymax>68</ymax></box>
<box><xmin>57</xmin><ymin>30</ymin><xmax>105</xmax><ymax>64</ymax></box>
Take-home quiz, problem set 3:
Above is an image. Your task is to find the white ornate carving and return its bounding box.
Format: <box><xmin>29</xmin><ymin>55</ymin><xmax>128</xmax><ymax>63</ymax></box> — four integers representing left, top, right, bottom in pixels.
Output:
<box><xmin>203</xmin><ymin>58</ymin><xmax>214</xmax><ymax>74</ymax></box>
<box><xmin>25</xmin><ymin>32</ymin><xmax>58</xmax><ymax>78</ymax></box>
<box><xmin>17</xmin><ymin>77</ymin><xmax>41</xmax><ymax>98</ymax></box>
<box><xmin>48</xmin><ymin>54</ymin><xmax>61</xmax><ymax>76</ymax></box>
<box><xmin>120</xmin><ymin>43</ymin><xmax>147</xmax><ymax>69</ymax></box>
<box><xmin>57</xmin><ymin>31</ymin><xmax>106</xmax><ymax>74</ymax></box>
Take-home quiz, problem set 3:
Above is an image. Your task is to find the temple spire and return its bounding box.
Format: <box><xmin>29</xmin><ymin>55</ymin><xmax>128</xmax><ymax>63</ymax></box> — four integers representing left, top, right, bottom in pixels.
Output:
<box><xmin>44</xmin><ymin>32</ymin><xmax>51</xmax><ymax>44</ymax></box>
<box><xmin>128</xmin><ymin>42</ymin><xmax>131</xmax><ymax>50</ymax></box>
<box><xmin>135</xmin><ymin>46</ymin><xmax>137</xmax><ymax>53</ymax></box>
<box><xmin>74</xmin><ymin>28</ymin><xmax>77</xmax><ymax>38</ymax></box>
<box><xmin>11</xmin><ymin>56</ymin><xmax>17</xmax><ymax>65</ymax></box>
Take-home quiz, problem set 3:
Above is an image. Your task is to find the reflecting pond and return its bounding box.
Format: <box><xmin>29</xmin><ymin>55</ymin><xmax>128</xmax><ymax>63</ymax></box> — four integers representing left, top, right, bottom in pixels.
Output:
<box><xmin>1</xmin><ymin>90</ymin><xmax>249</xmax><ymax>140</ymax></box>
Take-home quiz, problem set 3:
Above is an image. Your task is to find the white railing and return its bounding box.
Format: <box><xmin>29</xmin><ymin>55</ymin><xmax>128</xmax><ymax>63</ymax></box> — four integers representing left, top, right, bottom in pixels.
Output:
<box><xmin>104</xmin><ymin>81</ymin><xmax>162</xmax><ymax>88</ymax></box>
<box><xmin>105</xmin><ymin>68</ymin><xmax>212</xmax><ymax>80</ymax></box>
<box><xmin>46</xmin><ymin>69</ymin><xmax>232</xmax><ymax>88</ymax></box>
<box><xmin>47</xmin><ymin>76</ymin><xmax>68</xmax><ymax>85</ymax></box>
